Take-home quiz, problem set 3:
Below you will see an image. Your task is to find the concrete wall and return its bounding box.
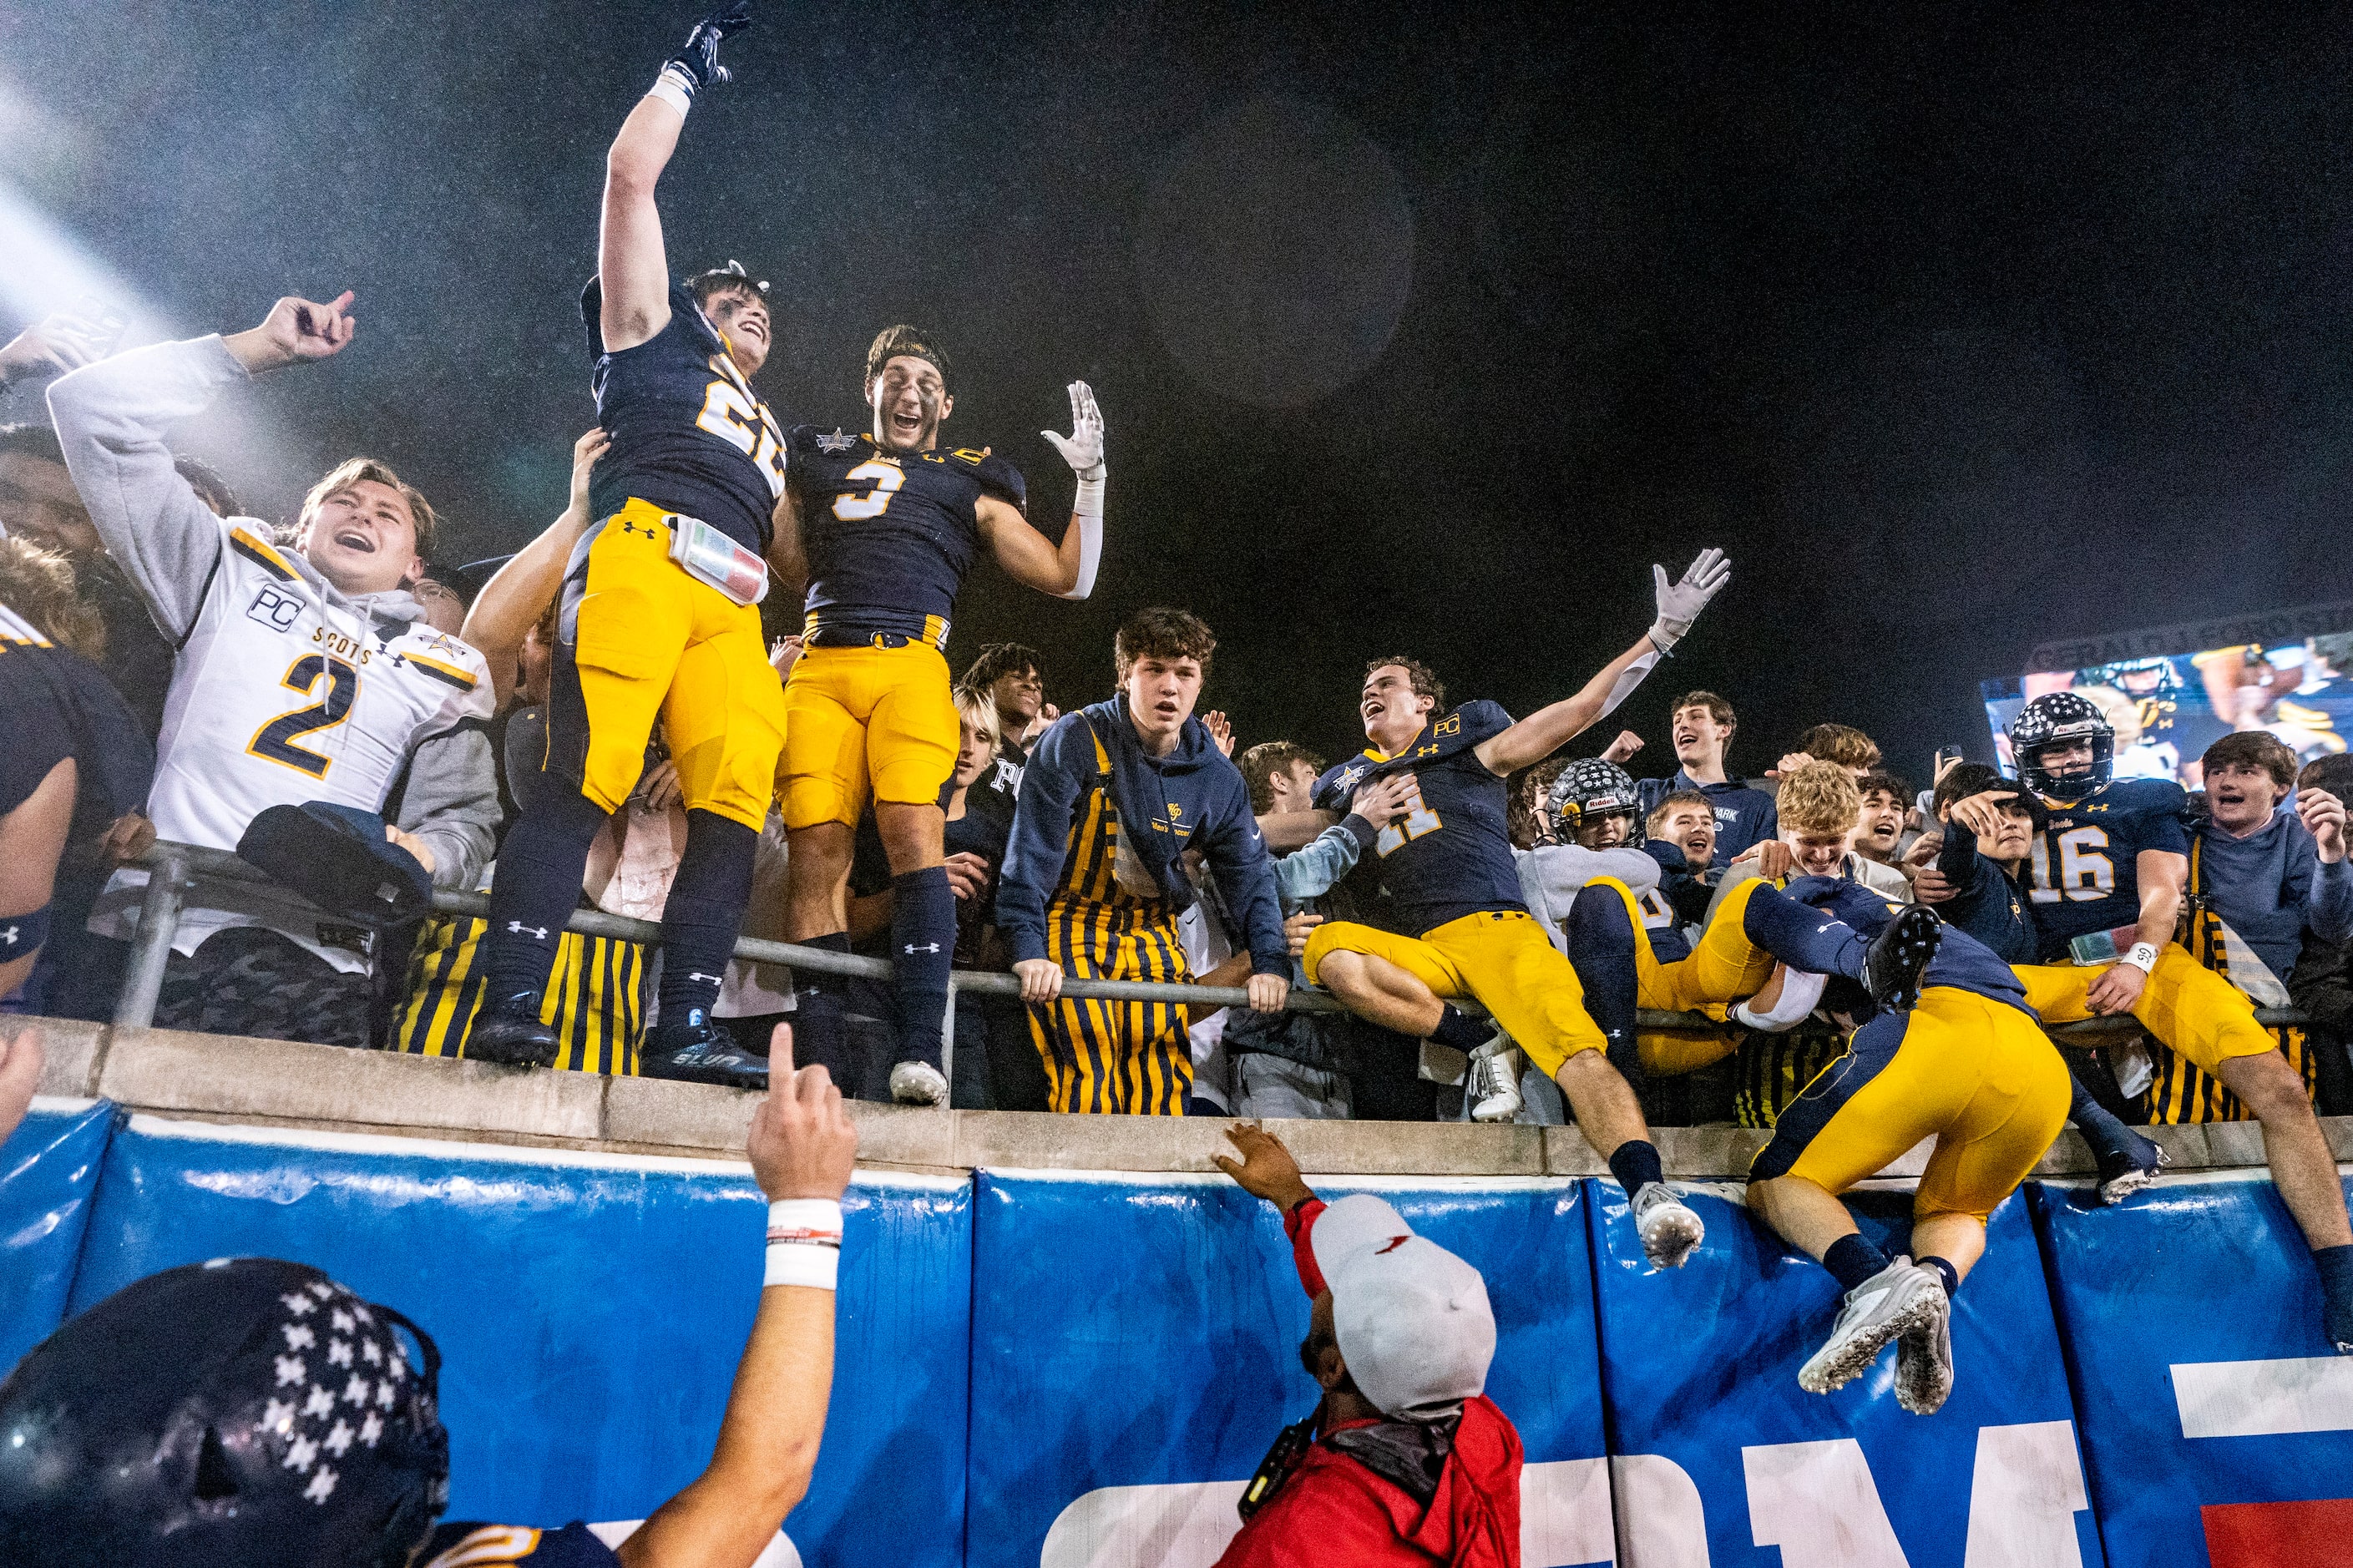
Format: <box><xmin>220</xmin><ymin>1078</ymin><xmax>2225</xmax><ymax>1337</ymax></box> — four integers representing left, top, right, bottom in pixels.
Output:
<box><xmin>31</xmin><ymin>1014</ymin><xmax>2353</xmax><ymax>1181</ymax></box>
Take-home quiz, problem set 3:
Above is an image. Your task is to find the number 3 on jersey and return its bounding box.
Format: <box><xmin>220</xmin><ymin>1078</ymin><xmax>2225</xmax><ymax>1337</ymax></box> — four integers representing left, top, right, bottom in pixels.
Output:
<box><xmin>2029</xmin><ymin>826</ymin><xmax>2114</xmax><ymax>903</ymax></box>
<box><xmin>1374</xmin><ymin>776</ymin><xmax>1443</xmax><ymax>857</ymax></box>
<box><xmin>249</xmin><ymin>654</ymin><xmax>360</xmax><ymax>777</ymax></box>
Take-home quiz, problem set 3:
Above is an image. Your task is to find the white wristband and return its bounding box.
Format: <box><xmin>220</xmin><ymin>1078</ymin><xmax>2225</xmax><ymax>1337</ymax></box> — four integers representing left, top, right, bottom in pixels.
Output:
<box><xmin>764</xmin><ymin>1198</ymin><xmax>843</xmax><ymax>1291</ymax></box>
<box><xmin>646</xmin><ymin>63</ymin><xmax>696</xmax><ymax>117</ymax></box>
<box><xmin>1073</xmin><ymin>473</ymin><xmax>1105</xmax><ymax>518</ymax></box>
<box><xmin>2123</xmin><ymin>942</ymin><xmax>2160</xmax><ymax>975</ymax></box>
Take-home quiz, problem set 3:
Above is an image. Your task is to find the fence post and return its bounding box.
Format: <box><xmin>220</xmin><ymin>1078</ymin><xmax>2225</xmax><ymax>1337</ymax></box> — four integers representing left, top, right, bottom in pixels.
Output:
<box><xmin>114</xmin><ymin>852</ymin><xmax>189</xmax><ymax>1030</ymax></box>
<box><xmin>940</xmin><ymin>979</ymin><xmax>958</xmax><ymax>1109</ymax></box>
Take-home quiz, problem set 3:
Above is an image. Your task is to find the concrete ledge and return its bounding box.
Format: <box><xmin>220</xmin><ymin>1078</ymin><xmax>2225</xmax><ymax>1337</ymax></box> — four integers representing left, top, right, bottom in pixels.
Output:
<box><xmin>32</xmin><ymin>1017</ymin><xmax>108</xmax><ymax>1099</ymax></box>
<box><xmin>97</xmin><ymin>1027</ymin><xmax>607</xmax><ymax>1145</ymax></box>
<box><xmin>19</xmin><ymin>1017</ymin><xmax>2353</xmax><ymax>1181</ymax></box>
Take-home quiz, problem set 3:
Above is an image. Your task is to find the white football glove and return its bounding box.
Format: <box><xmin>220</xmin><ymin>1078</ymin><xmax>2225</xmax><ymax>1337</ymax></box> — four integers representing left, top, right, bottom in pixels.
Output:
<box><xmin>1648</xmin><ymin>547</ymin><xmax>1731</xmax><ymax>653</ymax></box>
<box><xmin>1041</xmin><ymin>380</ymin><xmax>1106</xmax><ymax>482</ymax></box>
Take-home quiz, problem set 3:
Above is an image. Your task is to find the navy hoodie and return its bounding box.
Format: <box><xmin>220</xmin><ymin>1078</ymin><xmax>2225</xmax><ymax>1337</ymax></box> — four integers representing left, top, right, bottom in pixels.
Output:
<box><xmin>999</xmin><ymin>698</ymin><xmax>1288</xmax><ymax>975</ymax></box>
<box><xmin>1636</xmin><ymin>769</ymin><xmax>1779</xmax><ymax>866</ymax></box>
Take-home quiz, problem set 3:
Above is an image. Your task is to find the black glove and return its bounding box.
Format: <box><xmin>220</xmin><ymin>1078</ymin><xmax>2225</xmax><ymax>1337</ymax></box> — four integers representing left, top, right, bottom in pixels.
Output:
<box><xmin>666</xmin><ymin>0</ymin><xmax>754</xmax><ymax>92</ymax></box>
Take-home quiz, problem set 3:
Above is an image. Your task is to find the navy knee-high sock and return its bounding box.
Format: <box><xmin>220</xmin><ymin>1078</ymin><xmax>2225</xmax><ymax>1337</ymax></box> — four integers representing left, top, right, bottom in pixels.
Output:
<box><xmin>888</xmin><ymin>866</ymin><xmax>955</xmax><ymax>1070</ymax></box>
<box><xmin>481</xmin><ymin>789</ymin><xmax>611</xmax><ymax>1007</ymax></box>
<box><xmin>1565</xmin><ymin>885</ymin><xmax>1644</xmax><ymax>1085</ymax></box>
<box><xmin>793</xmin><ymin>933</ymin><xmax>853</xmax><ymax>1080</ymax></box>
<box><xmin>1742</xmin><ymin>884</ymin><xmax>1869</xmax><ymax>981</ymax></box>
<box><xmin>652</xmin><ymin>811</ymin><xmax>756</xmax><ymax>1034</ymax></box>
<box><xmin>2067</xmin><ymin>1074</ymin><xmax>2153</xmax><ymax>1171</ymax></box>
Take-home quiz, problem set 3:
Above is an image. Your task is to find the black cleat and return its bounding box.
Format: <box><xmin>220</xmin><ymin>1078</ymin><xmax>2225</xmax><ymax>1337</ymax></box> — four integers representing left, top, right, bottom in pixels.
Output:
<box><xmin>1863</xmin><ymin>905</ymin><xmax>1943</xmax><ymax>1012</ymax></box>
<box><xmin>463</xmin><ymin>998</ymin><xmax>559</xmax><ymax>1068</ymax></box>
<box><xmin>640</xmin><ymin>1022</ymin><xmax>771</xmax><ymax>1090</ymax></box>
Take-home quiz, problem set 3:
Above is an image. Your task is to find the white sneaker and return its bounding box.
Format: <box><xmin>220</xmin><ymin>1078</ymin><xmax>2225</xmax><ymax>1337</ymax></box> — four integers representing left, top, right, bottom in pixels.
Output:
<box><xmin>1798</xmin><ymin>1258</ymin><xmax>1946</xmax><ymax>1395</ymax></box>
<box><xmin>1466</xmin><ymin>1042</ymin><xmax>1523</xmax><ymax>1123</ymax></box>
<box><xmin>889</xmin><ymin>1060</ymin><xmax>948</xmax><ymax>1106</ymax></box>
<box><xmin>1894</xmin><ymin>1289</ymin><xmax>1956</xmax><ymax>1414</ymax></box>
<box><xmin>1630</xmin><ymin>1182</ymin><xmax>1705</xmax><ymax>1270</ymax></box>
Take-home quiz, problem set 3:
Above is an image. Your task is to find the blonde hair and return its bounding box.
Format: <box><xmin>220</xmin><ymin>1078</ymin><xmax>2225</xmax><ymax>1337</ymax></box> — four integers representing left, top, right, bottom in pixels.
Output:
<box><xmin>0</xmin><ymin>535</ymin><xmax>104</xmax><ymax>657</ymax></box>
<box><xmin>300</xmin><ymin>458</ymin><xmax>438</xmax><ymax>563</ymax></box>
<box><xmin>1777</xmin><ymin>760</ymin><xmax>1862</xmax><ymax>838</ymax></box>
<box><xmin>954</xmin><ymin>684</ymin><xmax>1004</xmax><ymax>752</ymax></box>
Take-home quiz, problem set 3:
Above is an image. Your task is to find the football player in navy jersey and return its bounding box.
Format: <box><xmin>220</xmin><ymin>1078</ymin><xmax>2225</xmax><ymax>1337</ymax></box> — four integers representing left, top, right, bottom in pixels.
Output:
<box><xmin>1536</xmin><ymin>761</ymin><xmax>1951</xmax><ymax>1106</ymax></box>
<box><xmin>1996</xmin><ymin>691</ymin><xmax>2353</xmax><ymax>1351</ymax></box>
<box><xmin>1303</xmin><ymin>553</ymin><xmax>1739</xmax><ymax>1268</ymax></box>
<box><xmin>1748</xmin><ymin>881</ymin><xmax>2072</xmax><ymax>1415</ymax></box>
<box><xmin>769</xmin><ymin>330</ymin><xmax>1107</xmax><ymax>1104</ymax></box>
<box><xmin>0</xmin><ymin>1025</ymin><xmax>857</xmax><ymax>1568</ymax></box>
<box><xmin>466</xmin><ymin>2</ymin><xmax>787</xmax><ymax>1086</ymax></box>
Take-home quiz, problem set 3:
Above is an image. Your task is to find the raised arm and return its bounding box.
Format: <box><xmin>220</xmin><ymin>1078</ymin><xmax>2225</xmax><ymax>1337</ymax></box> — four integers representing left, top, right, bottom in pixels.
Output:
<box><xmin>619</xmin><ymin>1025</ymin><xmax>855</xmax><ymax>1568</ymax></box>
<box><xmin>981</xmin><ymin>382</ymin><xmax>1106</xmax><ymax>599</ymax></box>
<box><xmin>463</xmin><ymin>427</ymin><xmax>607</xmax><ymax>710</ymax></box>
<box><xmin>600</xmin><ymin>3</ymin><xmax>753</xmax><ymax>355</ymax></box>
<box><xmin>45</xmin><ymin>293</ymin><xmax>352</xmax><ymax>640</ymax></box>
<box><xmin>1474</xmin><ymin>549</ymin><xmax>1730</xmax><ymax>777</ymax></box>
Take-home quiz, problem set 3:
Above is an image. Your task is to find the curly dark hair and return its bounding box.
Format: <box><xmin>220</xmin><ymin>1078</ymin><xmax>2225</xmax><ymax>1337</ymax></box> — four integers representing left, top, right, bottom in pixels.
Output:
<box><xmin>1115</xmin><ymin>606</ymin><xmax>1216</xmax><ymax>683</ymax></box>
<box><xmin>1362</xmin><ymin>655</ymin><xmax>1444</xmax><ymax>714</ymax></box>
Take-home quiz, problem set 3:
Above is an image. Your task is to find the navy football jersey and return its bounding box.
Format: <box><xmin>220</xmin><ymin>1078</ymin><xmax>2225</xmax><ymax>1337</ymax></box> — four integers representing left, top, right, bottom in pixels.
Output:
<box><xmin>788</xmin><ymin>427</ymin><xmax>1026</xmax><ymax>646</ymax></box>
<box><xmin>579</xmin><ymin>280</ymin><xmax>787</xmax><ymax>555</ymax></box>
<box><xmin>1313</xmin><ymin>700</ymin><xmax>1526</xmax><ymax>935</ymax></box>
<box><xmin>419</xmin><ymin>1521</ymin><xmax>620</xmax><ymax>1567</ymax></box>
<box><xmin>2024</xmin><ymin>777</ymin><xmax>2189</xmax><ymax>959</ymax></box>
<box><xmin>1789</xmin><ymin>876</ymin><xmax>2036</xmax><ymax>1016</ymax></box>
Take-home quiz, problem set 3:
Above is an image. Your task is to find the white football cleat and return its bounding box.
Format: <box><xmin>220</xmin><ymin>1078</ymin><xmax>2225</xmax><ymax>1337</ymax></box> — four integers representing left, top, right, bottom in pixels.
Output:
<box><xmin>1894</xmin><ymin>1288</ymin><xmax>1956</xmax><ymax>1415</ymax></box>
<box><xmin>1465</xmin><ymin>1042</ymin><xmax>1523</xmax><ymax>1123</ymax></box>
<box><xmin>889</xmin><ymin>1060</ymin><xmax>948</xmax><ymax>1106</ymax></box>
<box><xmin>1799</xmin><ymin>1258</ymin><xmax>1946</xmax><ymax>1396</ymax></box>
<box><xmin>1630</xmin><ymin>1183</ymin><xmax>1705</xmax><ymax>1270</ymax></box>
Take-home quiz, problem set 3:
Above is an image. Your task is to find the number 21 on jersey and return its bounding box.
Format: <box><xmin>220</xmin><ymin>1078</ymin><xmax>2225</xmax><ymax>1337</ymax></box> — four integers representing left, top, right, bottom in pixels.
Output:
<box><xmin>2029</xmin><ymin>826</ymin><xmax>2114</xmax><ymax>903</ymax></box>
<box><xmin>1374</xmin><ymin>777</ymin><xmax>1443</xmax><ymax>857</ymax></box>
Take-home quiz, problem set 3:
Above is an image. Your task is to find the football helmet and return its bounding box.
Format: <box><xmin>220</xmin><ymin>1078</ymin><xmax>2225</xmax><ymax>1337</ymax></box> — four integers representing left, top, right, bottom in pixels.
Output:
<box><xmin>2009</xmin><ymin>690</ymin><xmax>2114</xmax><ymax>799</ymax></box>
<box><xmin>1547</xmin><ymin>758</ymin><xmax>1645</xmax><ymax>847</ymax></box>
<box><xmin>0</xmin><ymin>1258</ymin><xmax>448</xmax><ymax>1568</ymax></box>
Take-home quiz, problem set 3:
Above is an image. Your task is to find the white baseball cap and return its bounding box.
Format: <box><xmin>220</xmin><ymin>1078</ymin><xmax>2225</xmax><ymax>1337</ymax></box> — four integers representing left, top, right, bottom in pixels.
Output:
<box><xmin>1309</xmin><ymin>1193</ymin><xmax>1496</xmax><ymax>1421</ymax></box>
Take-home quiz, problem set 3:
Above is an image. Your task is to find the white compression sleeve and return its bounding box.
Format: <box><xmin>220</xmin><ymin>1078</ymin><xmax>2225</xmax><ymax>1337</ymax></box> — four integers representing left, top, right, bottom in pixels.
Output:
<box><xmin>1598</xmin><ymin>650</ymin><xmax>1660</xmax><ymax>721</ymax></box>
<box><xmin>1732</xmin><ymin>969</ymin><xmax>1827</xmax><ymax>1033</ymax></box>
<box><xmin>1059</xmin><ymin>475</ymin><xmax>1103</xmax><ymax>599</ymax></box>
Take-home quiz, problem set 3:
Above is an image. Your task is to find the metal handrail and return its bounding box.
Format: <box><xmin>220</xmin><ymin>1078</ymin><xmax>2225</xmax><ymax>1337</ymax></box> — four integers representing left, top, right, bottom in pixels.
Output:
<box><xmin>114</xmin><ymin>841</ymin><xmax>2311</xmax><ymax>1054</ymax></box>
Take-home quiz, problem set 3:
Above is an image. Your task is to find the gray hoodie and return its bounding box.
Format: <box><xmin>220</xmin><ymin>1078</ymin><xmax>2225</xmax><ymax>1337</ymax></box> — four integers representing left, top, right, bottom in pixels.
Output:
<box><xmin>48</xmin><ymin>336</ymin><xmax>498</xmax><ymax>973</ymax></box>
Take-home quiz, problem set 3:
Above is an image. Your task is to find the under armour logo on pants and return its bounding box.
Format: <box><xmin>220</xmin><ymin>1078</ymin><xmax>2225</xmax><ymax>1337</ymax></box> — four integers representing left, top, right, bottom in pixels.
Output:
<box><xmin>904</xmin><ymin>943</ymin><xmax>941</xmax><ymax>954</ymax></box>
<box><xmin>507</xmin><ymin>922</ymin><xmax>549</xmax><ymax>940</ymax></box>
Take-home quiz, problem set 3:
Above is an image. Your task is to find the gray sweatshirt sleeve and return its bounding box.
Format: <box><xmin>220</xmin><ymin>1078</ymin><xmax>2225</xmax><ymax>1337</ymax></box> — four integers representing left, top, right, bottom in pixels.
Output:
<box><xmin>394</xmin><ymin>726</ymin><xmax>500</xmax><ymax>891</ymax></box>
<box><xmin>1273</xmin><ymin>816</ymin><xmax>1376</xmax><ymax>907</ymax></box>
<box><xmin>2310</xmin><ymin>852</ymin><xmax>2353</xmax><ymax>949</ymax></box>
<box><xmin>45</xmin><ymin>336</ymin><xmax>251</xmax><ymax>641</ymax></box>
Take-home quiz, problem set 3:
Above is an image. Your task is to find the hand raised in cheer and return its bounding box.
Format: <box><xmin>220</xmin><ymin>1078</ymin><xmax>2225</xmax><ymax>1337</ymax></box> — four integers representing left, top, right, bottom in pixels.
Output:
<box><xmin>0</xmin><ymin>311</ymin><xmax>114</xmax><ymax>390</ymax></box>
<box><xmin>225</xmin><ymin>291</ymin><xmax>357</xmax><ymax>376</ymax></box>
<box><xmin>1041</xmin><ymin>380</ymin><xmax>1106</xmax><ymax>482</ymax></box>
<box><xmin>746</xmin><ymin>1023</ymin><xmax>858</xmax><ymax>1204</ymax></box>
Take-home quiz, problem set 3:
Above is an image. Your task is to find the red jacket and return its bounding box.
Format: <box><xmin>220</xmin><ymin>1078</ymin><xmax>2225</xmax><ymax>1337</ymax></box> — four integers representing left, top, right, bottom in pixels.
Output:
<box><xmin>1212</xmin><ymin>1201</ymin><xmax>1524</xmax><ymax>1568</ymax></box>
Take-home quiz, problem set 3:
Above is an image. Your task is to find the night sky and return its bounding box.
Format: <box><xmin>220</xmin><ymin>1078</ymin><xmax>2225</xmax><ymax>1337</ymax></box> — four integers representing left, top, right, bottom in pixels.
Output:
<box><xmin>5</xmin><ymin>3</ymin><xmax>2350</xmax><ymax>787</ymax></box>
